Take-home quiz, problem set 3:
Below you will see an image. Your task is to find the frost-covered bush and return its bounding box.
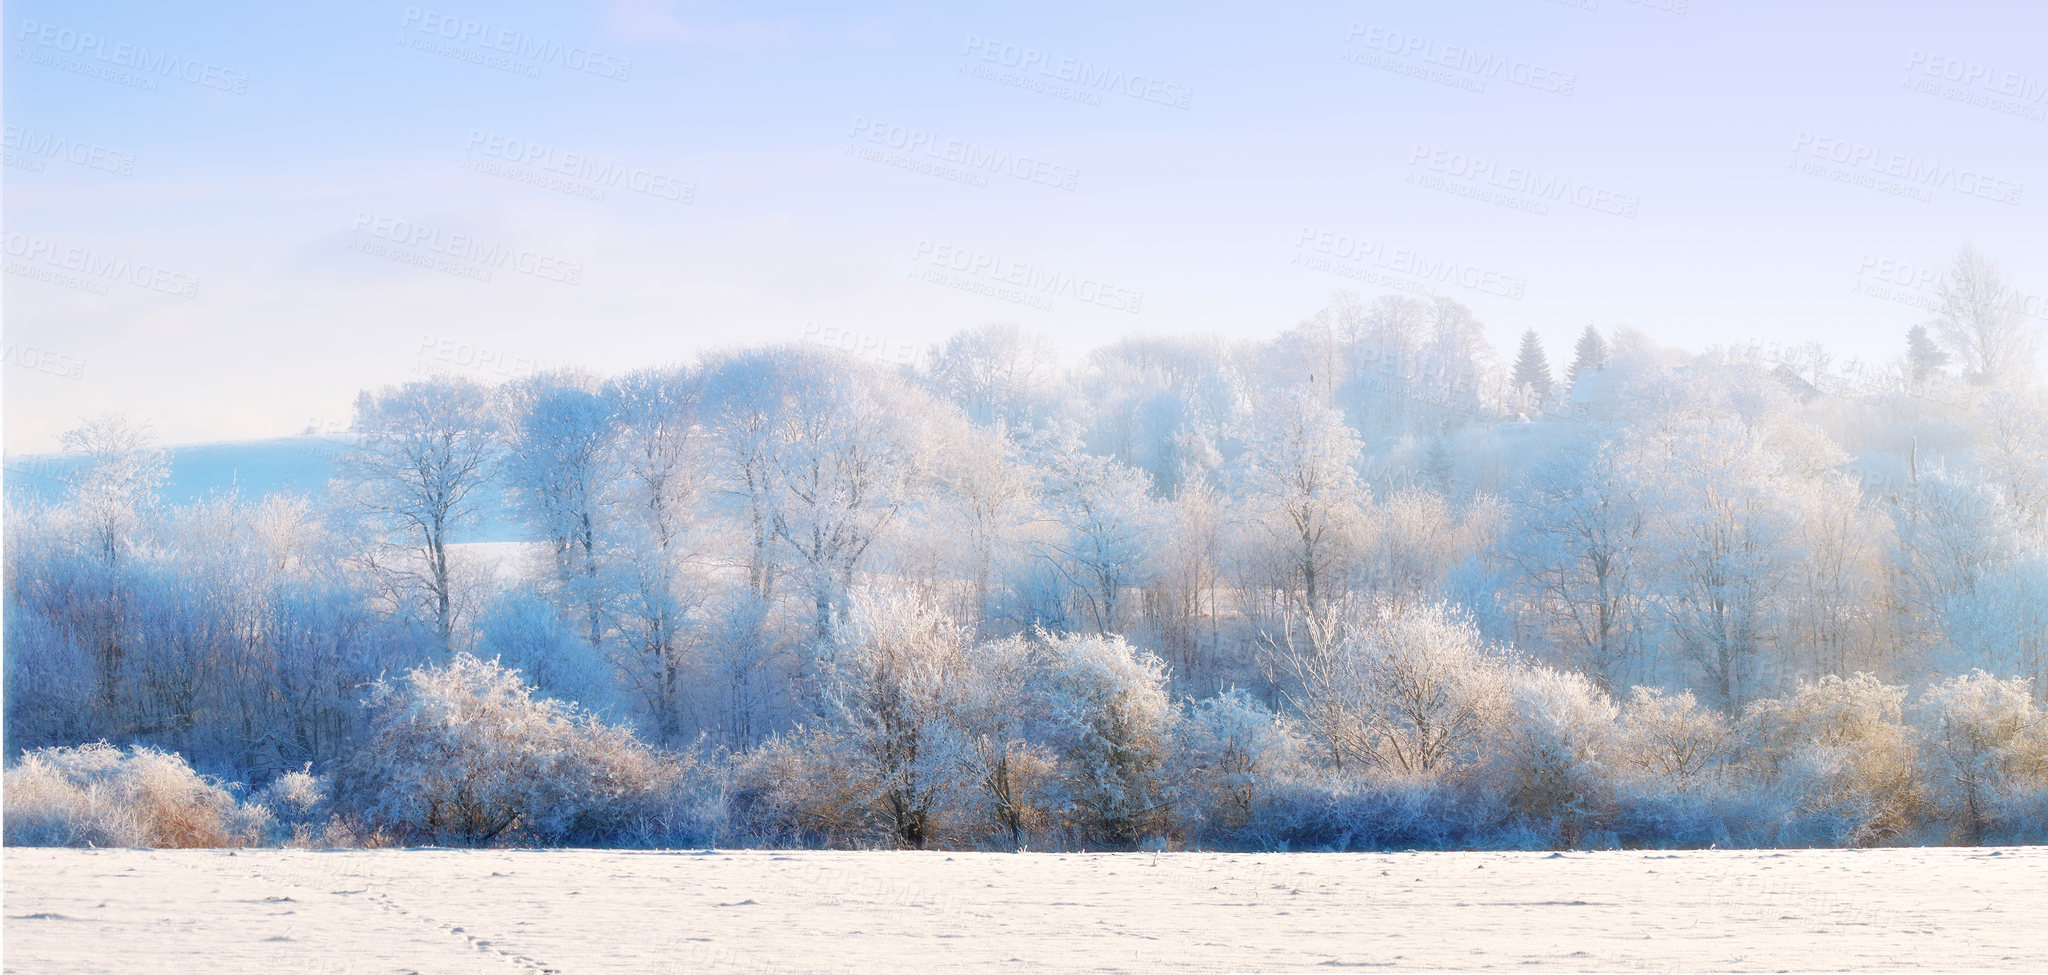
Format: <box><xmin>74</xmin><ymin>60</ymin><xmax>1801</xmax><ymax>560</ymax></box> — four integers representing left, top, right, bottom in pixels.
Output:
<box><xmin>809</xmin><ymin>591</ymin><xmax>976</xmax><ymax>848</ymax></box>
<box><xmin>729</xmin><ymin>727</ymin><xmax>879</xmax><ymax>847</ymax></box>
<box><xmin>1746</xmin><ymin>674</ymin><xmax>1924</xmax><ymax>846</ymax></box>
<box><xmin>1914</xmin><ymin>671</ymin><xmax>2048</xmax><ymax>844</ymax></box>
<box><xmin>1040</xmin><ymin>631</ymin><xmax>1179</xmax><ymax>846</ymax></box>
<box><xmin>1280</xmin><ymin>599</ymin><xmax>1512</xmax><ymax>782</ymax></box>
<box><xmin>250</xmin><ymin>766</ymin><xmax>401</xmax><ymax>848</ymax></box>
<box><xmin>1178</xmin><ymin>688</ymin><xmax>1300</xmax><ymax>842</ymax></box>
<box><xmin>1488</xmin><ymin>666</ymin><xmax>1618</xmax><ymax>845</ymax></box>
<box><xmin>4</xmin><ymin>742</ymin><xmax>269</xmax><ymax>848</ymax></box>
<box><xmin>948</xmin><ymin>634</ymin><xmax>1059</xmax><ymax>850</ymax></box>
<box><xmin>1612</xmin><ymin>686</ymin><xmax>1737</xmax><ymax>792</ymax></box>
<box><xmin>739</xmin><ymin>608</ymin><xmax>1062</xmax><ymax>850</ymax></box>
<box><xmin>333</xmin><ymin>654</ymin><xmax>688</xmax><ymax>846</ymax></box>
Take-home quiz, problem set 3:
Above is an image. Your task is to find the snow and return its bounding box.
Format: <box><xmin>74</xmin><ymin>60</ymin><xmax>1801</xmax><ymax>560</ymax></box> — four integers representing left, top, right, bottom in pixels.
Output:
<box><xmin>6</xmin><ymin>846</ymin><xmax>2044</xmax><ymax>973</ymax></box>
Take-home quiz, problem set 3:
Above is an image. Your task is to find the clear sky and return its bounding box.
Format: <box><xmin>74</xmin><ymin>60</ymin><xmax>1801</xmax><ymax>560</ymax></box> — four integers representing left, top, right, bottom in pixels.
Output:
<box><xmin>4</xmin><ymin>0</ymin><xmax>2043</xmax><ymax>452</ymax></box>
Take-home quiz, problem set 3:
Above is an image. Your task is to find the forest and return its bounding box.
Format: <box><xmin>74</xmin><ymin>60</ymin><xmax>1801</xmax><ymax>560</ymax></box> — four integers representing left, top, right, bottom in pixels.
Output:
<box><xmin>5</xmin><ymin>245</ymin><xmax>2046</xmax><ymax>852</ymax></box>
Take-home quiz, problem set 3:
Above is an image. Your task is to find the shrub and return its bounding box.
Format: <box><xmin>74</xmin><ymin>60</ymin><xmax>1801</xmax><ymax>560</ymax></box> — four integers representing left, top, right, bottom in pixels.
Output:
<box><xmin>1490</xmin><ymin>666</ymin><xmax>1618</xmax><ymax>845</ymax></box>
<box><xmin>332</xmin><ymin>653</ymin><xmax>685</xmax><ymax>846</ymax></box>
<box><xmin>728</xmin><ymin>727</ymin><xmax>880</xmax><ymax>847</ymax></box>
<box><xmin>1040</xmin><ymin>631</ymin><xmax>1179</xmax><ymax>847</ymax></box>
<box><xmin>4</xmin><ymin>742</ymin><xmax>269</xmax><ymax>848</ymax></box>
<box><xmin>811</xmin><ymin>591</ymin><xmax>977</xmax><ymax>849</ymax></box>
<box><xmin>1613</xmin><ymin>686</ymin><xmax>1736</xmax><ymax>791</ymax></box>
<box><xmin>1278</xmin><ymin>599</ymin><xmax>1512</xmax><ymax>783</ymax></box>
<box><xmin>1746</xmin><ymin>674</ymin><xmax>1924</xmax><ymax>846</ymax></box>
<box><xmin>1179</xmin><ymin>688</ymin><xmax>1300</xmax><ymax>843</ymax></box>
<box><xmin>1914</xmin><ymin>671</ymin><xmax>2048</xmax><ymax>844</ymax></box>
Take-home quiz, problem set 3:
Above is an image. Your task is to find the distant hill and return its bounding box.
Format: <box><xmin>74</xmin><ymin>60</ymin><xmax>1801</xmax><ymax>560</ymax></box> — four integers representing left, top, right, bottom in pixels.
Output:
<box><xmin>3</xmin><ymin>435</ymin><xmax>524</xmax><ymax>543</ymax></box>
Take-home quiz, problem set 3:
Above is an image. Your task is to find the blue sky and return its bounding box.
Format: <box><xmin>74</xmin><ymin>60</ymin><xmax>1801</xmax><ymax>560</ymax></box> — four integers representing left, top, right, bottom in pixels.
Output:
<box><xmin>4</xmin><ymin>0</ymin><xmax>2043</xmax><ymax>451</ymax></box>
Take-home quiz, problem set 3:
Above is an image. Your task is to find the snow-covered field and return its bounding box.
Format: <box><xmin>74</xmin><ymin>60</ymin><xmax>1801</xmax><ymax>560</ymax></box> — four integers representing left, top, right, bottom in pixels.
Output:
<box><xmin>5</xmin><ymin>847</ymin><xmax>2043</xmax><ymax>973</ymax></box>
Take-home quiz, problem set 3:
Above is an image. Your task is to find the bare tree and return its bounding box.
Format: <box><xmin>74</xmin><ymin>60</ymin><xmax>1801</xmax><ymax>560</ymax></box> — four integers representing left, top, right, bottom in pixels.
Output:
<box><xmin>1932</xmin><ymin>245</ymin><xmax>2042</xmax><ymax>388</ymax></box>
<box><xmin>338</xmin><ymin>379</ymin><xmax>499</xmax><ymax>653</ymax></box>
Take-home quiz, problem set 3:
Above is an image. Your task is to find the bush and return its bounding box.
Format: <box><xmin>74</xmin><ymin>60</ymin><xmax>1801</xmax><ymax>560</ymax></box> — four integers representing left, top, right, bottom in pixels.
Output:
<box><xmin>1489</xmin><ymin>666</ymin><xmax>1618</xmax><ymax>845</ymax></box>
<box><xmin>1040</xmin><ymin>631</ymin><xmax>1179</xmax><ymax>847</ymax></box>
<box><xmin>1612</xmin><ymin>686</ymin><xmax>1736</xmax><ymax>792</ymax></box>
<box><xmin>332</xmin><ymin>653</ymin><xmax>691</xmax><ymax>846</ymax></box>
<box><xmin>1279</xmin><ymin>599</ymin><xmax>1512</xmax><ymax>783</ymax></box>
<box><xmin>1746</xmin><ymin>674</ymin><xmax>1924</xmax><ymax>846</ymax></box>
<box><xmin>1914</xmin><ymin>671</ymin><xmax>2048</xmax><ymax>844</ymax></box>
<box><xmin>810</xmin><ymin>591</ymin><xmax>977</xmax><ymax>849</ymax></box>
<box><xmin>728</xmin><ymin>727</ymin><xmax>880</xmax><ymax>847</ymax></box>
<box><xmin>4</xmin><ymin>742</ymin><xmax>269</xmax><ymax>848</ymax></box>
<box><xmin>1179</xmin><ymin>688</ymin><xmax>1300</xmax><ymax>843</ymax></box>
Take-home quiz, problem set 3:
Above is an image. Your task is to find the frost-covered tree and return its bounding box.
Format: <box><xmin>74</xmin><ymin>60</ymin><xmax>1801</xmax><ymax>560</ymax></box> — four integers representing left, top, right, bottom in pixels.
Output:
<box><xmin>1490</xmin><ymin>666</ymin><xmax>1617</xmax><ymax>842</ymax></box>
<box><xmin>761</xmin><ymin>353</ymin><xmax>937</xmax><ymax>640</ymax></box>
<box><xmin>1179</xmin><ymin>688</ymin><xmax>1299</xmax><ymax>838</ymax></box>
<box><xmin>924</xmin><ymin>323</ymin><xmax>1064</xmax><ymax>429</ymax></box>
<box><xmin>1746</xmin><ymin>674</ymin><xmax>1923</xmax><ymax>846</ymax></box>
<box><xmin>1566</xmin><ymin>324</ymin><xmax>1610</xmax><ymax>394</ymax></box>
<box><xmin>1239</xmin><ymin>391</ymin><xmax>1370</xmax><ymax>611</ymax></box>
<box><xmin>604</xmin><ymin>366</ymin><xmax>709</xmax><ymax>742</ymax></box>
<box><xmin>810</xmin><ymin>592</ymin><xmax>975</xmax><ymax>848</ymax></box>
<box><xmin>1511</xmin><ymin>330</ymin><xmax>1555</xmax><ymax>412</ymax></box>
<box><xmin>1506</xmin><ymin>443</ymin><xmax>1646</xmax><ymax>686</ymax></box>
<box><xmin>1032</xmin><ymin>434</ymin><xmax>1158</xmax><ymax>635</ymax></box>
<box><xmin>58</xmin><ymin>415</ymin><xmax>168</xmax><ymax>566</ymax></box>
<box><xmin>1905</xmin><ymin>325</ymin><xmax>1950</xmax><ymax>388</ymax></box>
<box><xmin>502</xmin><ymin>373</ymin><xmax>618</xmax><ymax>649</ymax></box>
<box><xmin>1930</xmin><ymin>245</ymin><xmax>2042</xmax><ymax>388</ymax></box>
<box><xmin>1612</xmin><ymin>686</ymin><xmax>1735</xmax><ymax>791</ymax></box>
<box><xmin>338</xmin><ymin>378</ymin><xmax>500</xmax><ymax>652</ymax></box>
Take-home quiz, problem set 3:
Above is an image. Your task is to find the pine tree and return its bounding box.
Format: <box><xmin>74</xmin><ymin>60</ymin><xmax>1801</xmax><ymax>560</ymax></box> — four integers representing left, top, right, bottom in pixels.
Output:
<box><xmin>1567</xmin><ymin>324</ymin><xmax>1609</xmax><ymax>391</ymax></box>
<box><xmin>1905</xmin><ymin>324</ymin><xmax>1949</xmax><ymax>387</ymax></box>
<box><xmin>1512</xmin><ymin>330</ymin><xmax>1554</xmax><ymax>408</ymax></box>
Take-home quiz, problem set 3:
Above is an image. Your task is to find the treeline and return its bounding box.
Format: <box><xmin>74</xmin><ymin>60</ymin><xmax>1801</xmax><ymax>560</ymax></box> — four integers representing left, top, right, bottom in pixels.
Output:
<box><xmin>5</xmin><ymin>245</ymin><xmax>2047</xmax><ymax>849</ymax></box>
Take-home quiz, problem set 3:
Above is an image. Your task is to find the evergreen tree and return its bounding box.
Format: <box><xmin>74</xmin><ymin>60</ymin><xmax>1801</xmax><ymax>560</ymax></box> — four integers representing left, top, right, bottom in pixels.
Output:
<box><xmin>1906</xmin><ymin>324</ymin><xmax>1949</xmax><ymax>387</ymax></box>
<box><xmin>1567</xmin><ymin>324</ymin><xmax>1610</xmax><ymax>390</ymax></box>
<box><xmin>1512</xmin><ymin>329</ymin><xmax>1555</xmax><ymax>408</ymax></box>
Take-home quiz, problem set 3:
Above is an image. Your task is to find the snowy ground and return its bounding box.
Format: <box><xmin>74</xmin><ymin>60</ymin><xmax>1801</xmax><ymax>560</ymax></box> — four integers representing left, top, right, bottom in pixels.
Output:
<box><xmin>5</xmin><ymin>846</ymin><xmax>2043</xmax><ymax>973</ymax></box>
